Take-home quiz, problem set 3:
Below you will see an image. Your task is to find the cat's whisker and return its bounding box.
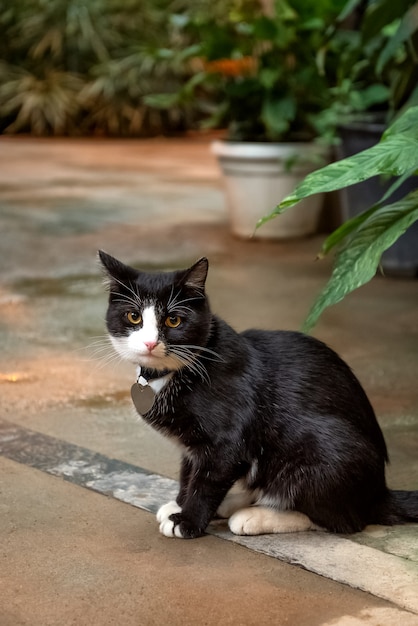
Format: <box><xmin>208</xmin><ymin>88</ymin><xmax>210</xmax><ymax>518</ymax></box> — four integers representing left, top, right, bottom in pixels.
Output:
<box><xmin>109</xmin><ymin>275</ymin><xmax>142</xmax><ymax>308</ymax></box>
<box><xmin>166</xmin><ymin>285</ymin><xmax>177</xmax><ymax>311</ymax></box>
<box><xmin>78</xmin><ymin>338</ymin><xmax>113</xmax><ymax>357</ymax></box>
<box><xmin>168</xmin><ymin>346</ymin><xmax>194</xmax><ymax>365</ymax></box>
<box><xmin>88</xmin><ymin>347</ymin><xmax>120</xmax><ymax>364</ymax></box>
<box><xmin>170</xmin><ymin>345</ymin><xmax>213</xmax><ymax>375</ymax></box>
<box><xmin>171</xmin><ymin>344</ymin><xmax>224</xmax><ymax>363</ymax></box>
<box><xmin>91</xmin><ymin>356</ymin><xmax>117</xmax><ymax>371</ymax></box>
<box><xmin>78</xmin><ymin>335</ymin><xmax>126</xmax><ymax>371</ymax></box>
<box><xmin>110</xmin><ymin>291</ymin><xmax>141</xmax><ymax>310</ymax></box>
<box><xmin>193</xmin><ymin>363</ymin><xmax>211</xmax><ymax>386</ymax></box>
<box><xmin>178</xmin><ymin>358</ymin><xmax>210</xmax><ymax>386</ymax></box>
<box><xmin>110</xmin><ymin>275</ymin><xmax>138</xmax><ymax>298</ymax></box>
<box><xmin>83</xmin><ymin>334</ymin><xmax>112</xmax><ymax>346</ymax></box>
<box><xmin>167</xmin><ymin>292</ymin><xmax>203</xmax><ymax>313</ymax></box>
<box><xmin>190</xmin><ymin>345</ymin><xmax>224</xmax><ymax>362</ymax></box>
<box><xmin>92</xmin><ymin>351</ymin><xmax>126</xmax><ymax>372</ymax></box>
<box><xmin>170</xmin><ymin>305</ymin><xmax>194</xmax><ymax>317</ymax></box>
<box><xmin>169</xmin><ymin>346</ymin><xmax>211</xmax><ymax>385</ymax></box>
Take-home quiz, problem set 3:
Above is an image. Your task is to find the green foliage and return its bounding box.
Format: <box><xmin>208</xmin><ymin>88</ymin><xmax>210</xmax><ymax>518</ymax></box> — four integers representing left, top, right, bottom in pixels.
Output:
<box><xmin>305</xmin><ymin>192</ymin><xmax>418</xmax><ymax>329</ymax></box>
<box><xmin>259</xmin><ymin>106</ymin><xmax>418</xmax><ymax>331</ymax></box>
<box><xmin>145</xmin><ymin>0</ymin><xmax>348</xmax><ymax>142</ymax></box>
<box><xmin>328</xmin><ymin>0</ymin><xmax>418</xmax><ymax>123</ymax></box>
<box><xmin>255</xmin><ymin>0</ymin><xmax>418</xmax><ymax>331</ymax></box>
<box><xmin>0</xmin><ymin>65</ymin><xmax>84</xmax><ymax>135</ymax></box>
<box><xmin>0</xmin><ymin>0</ymin><xmax>197</xmax><ymax>136</ymax></box>
<box><xmin>145</xmin><ymin>0</ymin><xmax>418</xmax><ymax>140</ymax></box>
<box><xmin>1</xmin><ymin>0</ymin><xmax>416</xmax><ymax>138</ymax></box>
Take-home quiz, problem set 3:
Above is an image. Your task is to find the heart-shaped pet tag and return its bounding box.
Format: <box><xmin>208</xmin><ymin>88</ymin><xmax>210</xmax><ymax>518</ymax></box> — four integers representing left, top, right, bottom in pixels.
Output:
<box><xmin>131</xmin><ymin>382</ymin><xmax>155</xmax><ymax>415</ymax></box>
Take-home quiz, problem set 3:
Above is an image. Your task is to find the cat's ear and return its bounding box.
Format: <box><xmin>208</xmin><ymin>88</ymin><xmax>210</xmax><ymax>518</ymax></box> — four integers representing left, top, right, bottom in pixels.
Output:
<box><xmin>98</xmin><ymin>250</ymin><xmax>138</xmax><ymax>286</ymax></box>
<box><xmin>183</xmin><ymin>257</ymin><xmax>209</xmax><ymax>290</ymax></box>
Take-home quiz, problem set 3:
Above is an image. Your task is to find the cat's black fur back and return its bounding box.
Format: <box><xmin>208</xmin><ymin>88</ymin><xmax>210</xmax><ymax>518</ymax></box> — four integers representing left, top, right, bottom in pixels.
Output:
<box><xmin>100</xmin><ymin>250</ymin><xmax>418</xmax><ymax>538</ymax></box>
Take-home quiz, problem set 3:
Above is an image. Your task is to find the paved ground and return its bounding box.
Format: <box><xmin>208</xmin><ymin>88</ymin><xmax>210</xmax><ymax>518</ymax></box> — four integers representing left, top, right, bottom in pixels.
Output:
<box><xmin>0</xmin><ymin>136</ymin><xmax>418</xmax><ymax>625</ymax></box>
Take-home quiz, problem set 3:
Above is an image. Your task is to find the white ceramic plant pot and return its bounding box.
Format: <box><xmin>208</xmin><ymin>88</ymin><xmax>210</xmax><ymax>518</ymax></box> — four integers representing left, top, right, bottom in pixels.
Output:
<box><xmin>211</xmin><ymin>140</ymin><xmax>328</xmax><ymax>239</ymax></box>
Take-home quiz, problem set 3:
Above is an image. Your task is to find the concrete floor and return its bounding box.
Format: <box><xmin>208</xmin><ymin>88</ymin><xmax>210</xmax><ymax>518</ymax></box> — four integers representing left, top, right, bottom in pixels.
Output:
<box><xmin>0</xmin><ymin>136</ymin><xmax>418</xmax><ymax>625</ymax></box>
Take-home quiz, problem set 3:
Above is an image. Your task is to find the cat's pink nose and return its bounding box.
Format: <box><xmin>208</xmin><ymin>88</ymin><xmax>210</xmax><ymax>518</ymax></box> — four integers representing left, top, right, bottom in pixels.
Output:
<box><xmin>144</xmin><ymin>341</ymin><xmax>158</xmax><ymax>352</ymax></box>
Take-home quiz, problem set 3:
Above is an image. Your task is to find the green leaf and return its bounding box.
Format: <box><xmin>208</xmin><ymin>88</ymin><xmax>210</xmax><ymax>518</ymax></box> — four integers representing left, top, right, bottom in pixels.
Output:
<box><xmin>259</xmin><ymin>68</ymin><xmax>281</xmax><ymax>89</ymax></box>
<box><xmin>361</xmin><ymin>0</ymin><xmax>413</xmax><ymax>42</ymax></box>
<box><xmin>261</xmin><ymin>95</ymin><xmax>296</xmax><ymax>136</ymax></box>
<box><xmin>319</xmin><ymin>167</ymin><xmax>418</xmax><ymax>257</ymax></box>
<box><xmin>259</xmin><ymin>106</ymin><xmax>418</xmax><ymax>227</ymax></box>
<box><xmin>353</xmin><ymin>84</ymin><xmax>390</xmax><ymax>110</ymax></box>
<box><xmin>289</xmin><ymin>135</ymin><xmax>418</xmax><ymax>197</ymax></box>
<box><xmin>376</xmin><ymin>3</ymin><xmax>418</xmax><ymax>74</ymax></box>
<box><xmin>170</xmin><ymin>14</ymin><xmax>190</xmax><ymax>29</ymax></box>
<box><xmin>143</xmin><ymin>92</ymin><xmax>180</xmax><ymax>108</ymax></box>
<box><xmin>253</xmin><ymin>16</ymin><xmax>278</xmax><ymax>40</ymax></box>
<box><xmin>336</xmin><ymin>0</ymin><xmax>363</xmax><ymax>23</ymax></box>
<box><xmin>378</xmin><ymin>168</ymin><xmax>418</xmax><ymax>204</ymax></box>
<box><xmin>382</xmin><ymin>104</ymin><xmax>418</xmax><ymax>140</ymax></box>
<box><xmin>144</xmin><ymin>72</ymin><xmax>207</xmax><ymax>109</ymax></box>
<box><xmin>274</xmin><ymin>0</ymin><xmax>298</xmax><ymax>21</ymax></box>
<box><xmin>303</xmin><ymin>190</ymin><xmax>418</xmax><ymax>332</ymax></box>
<box><xmin>318</xmin><ymin>204</ymin><xmax>381</xmax><ymax>257</ymax></box>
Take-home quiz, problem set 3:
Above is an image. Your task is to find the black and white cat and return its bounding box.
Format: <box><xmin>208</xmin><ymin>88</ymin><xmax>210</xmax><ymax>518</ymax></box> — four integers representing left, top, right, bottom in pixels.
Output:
<box><xmin>99</xmin><ymin>250</ymin><xmax>418</xmax><ymax>539</ymax></box>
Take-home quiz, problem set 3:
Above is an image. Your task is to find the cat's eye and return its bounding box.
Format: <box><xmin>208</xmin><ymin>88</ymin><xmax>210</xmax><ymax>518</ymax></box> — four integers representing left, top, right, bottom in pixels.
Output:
<box><xmin>127</xmin><ymin>311</ymin><xmax>142</xmax><ymax>325</ymax></box>
<box><xmin>165</xmin><ymin>315</ymin><xmax>181</xmax><ymax>328</ymax></box>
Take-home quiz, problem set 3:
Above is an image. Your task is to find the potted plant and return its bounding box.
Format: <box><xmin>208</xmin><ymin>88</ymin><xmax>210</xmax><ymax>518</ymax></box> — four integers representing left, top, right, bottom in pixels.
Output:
<box><xmin>256</xmin><ymin>1</ymin><xmax>418</xmax><ymax>328</ymax></box>
<box><xmin>323</xmin><ymin>0</ymin><xmax>418</xmax><ymax>274</ymax></box>
<box><xmin>145</xmin><ymin>0</ymin><xmax>347</xmax><ymax>238</ymax></box>
<box><xmin>260</xmin><ymin>105</ymin><xmax>418</xmax><ymax>331</ymax></box>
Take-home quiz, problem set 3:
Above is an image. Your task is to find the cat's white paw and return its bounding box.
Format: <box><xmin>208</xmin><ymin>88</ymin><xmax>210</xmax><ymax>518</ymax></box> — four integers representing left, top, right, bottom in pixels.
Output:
<box><xmin>217</xmin><ymin>491</ymin><xmax>255</xmax><ymax>518</ymax></box>
<box><xmin>229</xmin><ymin>507</ymin><xmax>317</xmax><ymax>536</ymax></box>
<box><xmin>159</xmin><ymin>518</ymin><xmax>185</xmax><ymax>538</ymax></box>
<box><xmin>157</xmin><ymin>501</ymin><xmax>185</xmax><ymax>538</ymax></box>
<box><xmin>156</xmin><ymin>500</ymin><xmax>181</xmax><ymax>523</ymax></box>
<box><xmin>228</xmin><ymin>507</ymin><xmax>264</xmax><ymax>535</ymax></box>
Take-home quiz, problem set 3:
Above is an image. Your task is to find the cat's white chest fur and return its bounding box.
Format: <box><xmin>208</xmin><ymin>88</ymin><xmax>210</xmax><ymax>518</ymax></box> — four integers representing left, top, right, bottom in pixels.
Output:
<box><xmin>136</xmin><ymin>366</ymin><xmax>172</xmax><ymax>393</ymax></box>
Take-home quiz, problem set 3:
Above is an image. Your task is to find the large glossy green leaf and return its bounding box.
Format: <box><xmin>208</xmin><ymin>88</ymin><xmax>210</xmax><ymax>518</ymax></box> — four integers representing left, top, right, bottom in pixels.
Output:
<box><xmin>319</xmin><ymin>169</ymin><xmax>417</xmax><ymax>257</ymax></box>
<box><xmin>281</xmin><ymin>134</ymin><xmax>418</xmax><ymax>203</ymax></box>
<box><xmin>382</xmin><ymin>103</ymin><xmax>418</xmax><ymax>139</ymax></box>
<box><xmin>257</xmin><ymin>106</ymin><xmax>418</xmax><ymax>230</ymax></box>
<box><xmin>318</xmin><ymin>204</ymin><xmax>380</xmax><ymax>257</ymax></box>
<box><xmin>303</xmin><ymin>190</ymin><xmax>418</xmax><ymax>331</ymax></box>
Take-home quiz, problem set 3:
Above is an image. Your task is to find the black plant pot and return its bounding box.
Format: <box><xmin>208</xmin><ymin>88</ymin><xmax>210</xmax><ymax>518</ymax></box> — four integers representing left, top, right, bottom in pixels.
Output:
<box><xmin>337</xmin><ymin>122</ymin><xmax>418</xmax><ymax>277</ymax></box>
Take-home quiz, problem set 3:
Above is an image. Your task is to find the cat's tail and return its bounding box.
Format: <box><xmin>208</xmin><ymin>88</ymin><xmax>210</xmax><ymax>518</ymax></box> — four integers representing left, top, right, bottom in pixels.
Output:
<box><xmin>377</xmin><ymin>490</ymin><xmax>418</xmax><ymax>525</ymax></box>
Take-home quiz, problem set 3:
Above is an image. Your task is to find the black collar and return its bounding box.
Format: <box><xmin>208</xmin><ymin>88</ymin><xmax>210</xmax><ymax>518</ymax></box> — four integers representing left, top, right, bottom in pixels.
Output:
<box><xmin>139</xmin><ymin>367</ymin><xmax>173</xmax><ymax>383</ymax></box>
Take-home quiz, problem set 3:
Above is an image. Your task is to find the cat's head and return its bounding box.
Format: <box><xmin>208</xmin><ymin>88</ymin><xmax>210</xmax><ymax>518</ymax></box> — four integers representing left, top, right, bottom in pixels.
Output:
<box><xmin>99</xmin><ymin>251</ymin><xmax>212</xmax><ymax>373</ymax></box>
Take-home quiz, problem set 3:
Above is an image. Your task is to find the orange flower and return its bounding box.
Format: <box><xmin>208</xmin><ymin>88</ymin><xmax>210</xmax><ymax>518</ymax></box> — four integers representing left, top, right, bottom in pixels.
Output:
<box><xmin>203</xmin><ymin>56</ymin><xmax>257</xmax><ymax>77</ymax></box>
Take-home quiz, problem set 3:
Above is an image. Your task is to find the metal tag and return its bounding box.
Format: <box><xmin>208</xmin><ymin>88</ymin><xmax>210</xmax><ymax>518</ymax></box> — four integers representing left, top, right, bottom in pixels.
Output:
<box><xmin>131</xmin><ymin>382</ymin><xmax>155</xmax><ymax>415</ymax></box>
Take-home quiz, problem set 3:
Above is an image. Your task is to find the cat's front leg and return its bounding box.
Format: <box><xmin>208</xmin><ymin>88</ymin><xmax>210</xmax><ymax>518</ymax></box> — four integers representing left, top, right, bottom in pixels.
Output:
<box><xmin>158</xmin><ymin>462</ymin><xmax>237</xmax><ymax>539</ymax></box>
<box><xmin>158</xmin><ymin>492</ymin><xmax>222</xmax><ymax>539</ymax></box>
<box><xmin>156</xmin><ymin>454</ymin><xmax>194</xmax><ymax>536</ymax></box>
<box><xmin>159</xmin><ymin>510</ymin><xmax>204</xmax><ymax>539</ymax></box>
